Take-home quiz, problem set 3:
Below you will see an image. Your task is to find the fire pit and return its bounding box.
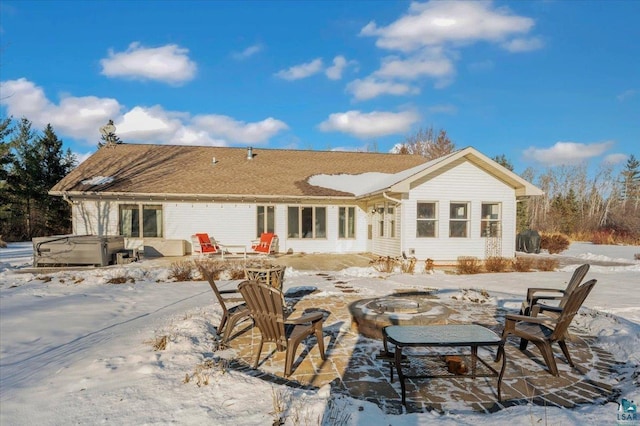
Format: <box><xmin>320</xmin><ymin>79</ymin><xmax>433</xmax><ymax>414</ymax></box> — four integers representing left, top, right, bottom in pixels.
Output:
<box><xmin>349</xmin><ymin>291</ymin><xmax>452</xmax><ymax>339</ymax></box>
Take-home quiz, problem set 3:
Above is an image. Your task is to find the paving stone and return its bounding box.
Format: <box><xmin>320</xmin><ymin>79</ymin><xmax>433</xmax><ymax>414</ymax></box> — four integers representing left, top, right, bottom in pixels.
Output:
<box><xmin>220</xmin><ymin>292</ymin><xmax>620</xmax><ymax>413</ymax></box>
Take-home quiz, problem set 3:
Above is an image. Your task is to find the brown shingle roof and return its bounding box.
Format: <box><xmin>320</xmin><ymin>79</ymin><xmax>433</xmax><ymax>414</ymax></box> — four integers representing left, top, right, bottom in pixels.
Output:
<box><xmin>51</xmin><ymin>144</ymin><xmax>428</xmax><ymax>198</ymax></box>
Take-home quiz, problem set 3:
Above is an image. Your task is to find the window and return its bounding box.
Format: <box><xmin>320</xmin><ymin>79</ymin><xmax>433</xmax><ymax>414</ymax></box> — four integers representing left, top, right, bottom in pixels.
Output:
<box><xmin>256</xmin><ymin>205</ymin><xmax>275</xmax><ymax>237</ymax></box>
<box><xmin>339</xmin><ymin>207</ymin><xmax>356</xmax><ymax>239</ymax></box>
<box><xmin>449</xmin><ymin>202</ymin><xmax>469</xmax><ymax>238</ymax></box>
<box><xmin>377</xmin><ymin>205</ymin><xmax>385</xmax><ymax>236</ymax></box>
<box><xmin>387</xmin><ymin>204</ymin><xmax>396</xmax><ymax>238</ymax></box>
<box><xmin>481</xmin><ymin>203</ymin><xmax>501</xmax><ymax>237</ymax></box>
<box><xmin>287</xmin><ymin>206</ymin><xmax>326</xmax><ymax>239</ymax></box>
<box><xmin>119</xmin><ymin>204</ymin><xmax>163</xmax><ymax>238</ymax></box>
<box><xmin>417</xmin><ymin>202</ymin><xmax>437</xmax><ymax>237</ymax></box>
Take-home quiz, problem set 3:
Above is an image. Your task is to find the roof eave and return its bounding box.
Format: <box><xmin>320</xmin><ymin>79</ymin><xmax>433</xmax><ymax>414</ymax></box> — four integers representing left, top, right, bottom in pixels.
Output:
<box><xmin>50</xmin><ymin>190</ymin><xmax>357</xmax><ymax>202</ymax></box>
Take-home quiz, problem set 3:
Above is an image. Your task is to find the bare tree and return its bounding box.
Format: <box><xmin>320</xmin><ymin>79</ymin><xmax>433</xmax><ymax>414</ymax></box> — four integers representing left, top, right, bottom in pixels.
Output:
<box><xmin>394</xmin><ymin>126</ymin><xmax>455</xmax><ymax>160</ymax></box>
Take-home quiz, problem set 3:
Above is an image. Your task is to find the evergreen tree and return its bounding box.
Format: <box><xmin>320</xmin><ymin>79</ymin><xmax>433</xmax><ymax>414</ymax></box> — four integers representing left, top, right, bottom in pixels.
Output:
<box><xmin>0</xmin><ymin>117</ymin><xmax>16</xmax><ymax>239</ymax></box>
<box><xmin>621</xmin><ymin>154</ymin><xmax>640</xmax><ymax>205</ymax></box>
<box><xmin>492</xmin><ymin>154</ymin><xmax>514</xmax><ymax>171</ymax></box>
<box><xmin>3</xmin><ymin>118</ymin><xmax>77</xmax><ymax>240</ymax></box>
<box><xmin>35</xmin><ymin>124</ymin><xmax>77</xmax><ymax>235</ymax></box>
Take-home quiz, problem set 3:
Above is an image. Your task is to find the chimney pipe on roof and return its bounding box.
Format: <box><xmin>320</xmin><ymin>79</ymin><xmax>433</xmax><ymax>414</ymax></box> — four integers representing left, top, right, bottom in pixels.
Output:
<box><xmin>247</xmin><ymin>146</ymin><xmax>253</xmax><ymax>160</ymax></box>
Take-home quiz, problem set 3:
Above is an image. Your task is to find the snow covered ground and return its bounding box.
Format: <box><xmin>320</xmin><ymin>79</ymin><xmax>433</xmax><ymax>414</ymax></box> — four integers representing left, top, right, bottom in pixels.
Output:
<box><xmin>0</xmin><ymin>242</ymin><xmax>638</xmax><ymax>425</ymax></box>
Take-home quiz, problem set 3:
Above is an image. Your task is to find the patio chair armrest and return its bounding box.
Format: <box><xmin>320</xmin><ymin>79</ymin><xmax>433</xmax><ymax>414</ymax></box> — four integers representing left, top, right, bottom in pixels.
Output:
<box><xmin>505</xmin><ymin>313</ymin><xmax>549</xmax><ymax>324</ymax></box>
<box><xmin>526</xmin><ymin>288</ymin><xmax>565</xmax><ymax>299</ymax></box>
<box><xmin>531</xmin><ymin>304</ymin><xmax>563</xmax><ymax>316</ymax></box>
<box><xmin>285</xmin><ymin>311</ymin><xmax>324</xmax><ymax>325</ymax></box>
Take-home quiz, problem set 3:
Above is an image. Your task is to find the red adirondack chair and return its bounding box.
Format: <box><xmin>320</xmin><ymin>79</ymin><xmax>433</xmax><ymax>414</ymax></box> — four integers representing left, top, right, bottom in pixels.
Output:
<box><xmin>191</xmin><ymin>233</ymin><xmax>220</xmax><ymax>255</ymax></box>
<box><xmin>251</xmin><ymin>232</ymin><xmax>278</xmax><ymax>255</ymax></box>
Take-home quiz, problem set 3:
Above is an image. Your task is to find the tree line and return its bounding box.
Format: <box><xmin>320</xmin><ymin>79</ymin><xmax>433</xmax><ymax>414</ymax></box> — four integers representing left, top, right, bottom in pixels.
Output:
<box><xmin>1</xmin><ymin>117</ymin><xmax>77</xmax><ymax>241</ymax></box>
<box><xmin>1</xmin><ymin>119</ymin><xmax>638</xmax><ymax>244</ymax></box>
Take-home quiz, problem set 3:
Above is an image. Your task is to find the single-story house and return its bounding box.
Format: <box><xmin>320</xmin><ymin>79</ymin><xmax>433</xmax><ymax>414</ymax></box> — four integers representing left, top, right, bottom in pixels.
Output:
<box><xmin>49</xmin><ymin>144</ymin><xmax>543</xmax><ymax>262</ymax></box>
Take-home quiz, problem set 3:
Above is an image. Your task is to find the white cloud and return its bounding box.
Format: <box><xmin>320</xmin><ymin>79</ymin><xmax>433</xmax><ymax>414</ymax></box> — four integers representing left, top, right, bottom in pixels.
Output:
<box><xmin>325</xmin><ymin>56</ymin><xmax>358</xmax><ymax>80</ymax></box>
<box><xmin>317</xmin><ymin>110</ymin><xmax>420</xmax><ymax>139</ymax></box>
<box><xmin>0</xmin><ymin>78</ymin><xmax>288</xmax><ymax>147</ymax></box>
<box><xmin>354</xmin><ymin>1</ymin><xmax>540</xmax><ymax>98</ymax></box>
<box><xmin>523</xmin><ymin>141</ymin><xmax>616</xmax><ymax>166</ymax></box>
<box><xmin>275</xmin><ymin>58</ymin><xmax>324</xmax><ymax>80</ymax></box>
<box><xmin>346</xmin><ymin>77</ymin><xmax>419</xmax><ymax>101</ymax></box>
<box><xmin>501</xmin><ymin>37</ymin><xmax>544</xmax><ymax>52</ymax></box>
<box><xmin>232</xmin><ymin>44</ymin><xmax>263</xmax><ymax>60</ymax></box>
<box><xmin>603</xmin><ymin>153</ymin><xmax>628</xmax><ymax>165</ymax></box>
<box><xmin>192</xmin><ymin>114</ymin><xmax>289</xmax><ymax>144</ymax></box>
<box><xmin>0</xmin><ymin>78</ymin><xmax>121</xmax><ymax>141</ymax></box>
<box><xmin>617</xmin><ymin>89</ymin><xmax>638</xmax><ymax>102</ymax></box>
<box><xmin>375</xmin><ymin>52</ymin><xmax>454</xmax><ymax>80</ymax></box>
<box><xmin>100</xmin><ymin>42</ymin><xmax>197</xmax><ymax>85</ymax></box>
<box><xmin>360</xmin><ymin>1</ymin><xmax>535</xmax><ymax>52</ymax></box>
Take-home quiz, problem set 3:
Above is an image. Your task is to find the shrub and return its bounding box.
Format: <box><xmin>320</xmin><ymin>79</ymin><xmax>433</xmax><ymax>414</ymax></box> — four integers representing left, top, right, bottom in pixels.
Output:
<box><xmin>535</xmin><ymin>258</ymin><xmax>559</xmax><ymax>271</ymax></box>
<box><xmin>170</xmin><ymin>260</ymin><xmax>195</xmax><ymax>281</ymax></box>
<box><xmin>370</xmin><ymin>256</ymin><xmax>400</xmax><ymax>273</ymax></box>
<box><xmin>0</xmin><ymin>236</ymin><xmax>6</xmax><ymax>248</ymax></box>
<box><xmin>540</xmin><ymin>233</ymin><xmax>571</xmax><ymax>254</ymax></box>
<box><xmin>513</xmin><ymin>257</ymin><xmax>535</xmax><ymax>272</ymax></box>
<box><xmin>591</xmin><ymin>230</ymin><xmax>615</xmax><ymax>245</ymax></box>
<box><xmin>635</xmin><ymin>253</ymin><xmax>640</xmax><ymax>261</ymax></box>
<box><xmin>424</xmin><ymin>258</ymin><xmax>434</xmax><ymax>272</ymax></box>
<box><xmin>401</xmin><ymin>256</ymin><xmax>417</xmax><ymax>274</ymax></box>
<box><xmin>107</xmin><ymin>276</ymin><xmax>133</xmax><ymax>284</ymax></box>
<box><xmin>456</xmin><ymin>256</ymin><xmax>482</xmax><ymax>274</ymax></box>
<box><xmin>194</xmin><ymin>258</ymin><xmax>274</xmax><ymax>281</ymax></box>
<box><xmin>483</xmin><ymin>256</ymin><xmax>511</xmax><ymax>273</ymax></box>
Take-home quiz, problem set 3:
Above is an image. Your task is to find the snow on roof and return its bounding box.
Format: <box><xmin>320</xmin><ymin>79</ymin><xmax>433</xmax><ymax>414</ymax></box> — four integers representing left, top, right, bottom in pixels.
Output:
<box><xmin>81</xmin><ymin>176</ymin><xmax>114</xmax><ymax>186</ymax></box>
<box><xmin>308</xmin><ymin>157</ymin><xmax>441</xmax><ymax>196</ymax></box>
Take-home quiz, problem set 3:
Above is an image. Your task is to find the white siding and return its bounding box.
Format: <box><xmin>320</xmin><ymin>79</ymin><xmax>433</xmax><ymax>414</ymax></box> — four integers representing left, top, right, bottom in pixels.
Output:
<box><xmin>403</xmin><ymin>160</ymin><xmax>517</xmax><ymax>262</ymax></box>
<box><xmin>71</xmin><ymin>200</ymin><xmax>370</xmax><ymax>255</ymax></box>
<box><xmin>371</xmin><ymin>204</ymin><xmax>402</xmax><ymax>257</ymax></box>
<box><xmin>72</xmin><ymin>201</ymin><xmax>119</xmax><ymax>235</ymax></box>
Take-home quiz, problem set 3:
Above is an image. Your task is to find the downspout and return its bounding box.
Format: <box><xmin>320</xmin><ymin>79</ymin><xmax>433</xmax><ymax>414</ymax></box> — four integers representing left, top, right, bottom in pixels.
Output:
<box><xmin>62</xmin><ymin>192</ymin><xmax>75</xmax><ymax>234</ymax></box>
<box><xmin>62</xmin><ymin>192</ymin><xmax>73</xmax><ymax>206</ymax></box>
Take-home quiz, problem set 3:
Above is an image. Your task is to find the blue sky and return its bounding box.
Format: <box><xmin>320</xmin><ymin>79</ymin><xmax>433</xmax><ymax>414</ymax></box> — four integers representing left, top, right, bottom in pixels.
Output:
<box><xmin>1</xmin><ymin>0</ymin><xmax>638</xmax><ymax>173</ymax></box>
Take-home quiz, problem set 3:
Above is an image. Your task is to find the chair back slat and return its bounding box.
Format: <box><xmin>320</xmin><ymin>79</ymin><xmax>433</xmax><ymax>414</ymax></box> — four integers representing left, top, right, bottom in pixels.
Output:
<box><xmin>239</xmin><ymin>281</ymin><xmax>287</xmax><ymax>349</ymax></box>
<box><xmin>559</xmin><ymin>264</ymin><xmax>590</xmax><ymax>309</ymax></box>
<box><xmin>550</xmin><ymin>279</ymin><xmax>597</xmax><ymax>341</ymax></box>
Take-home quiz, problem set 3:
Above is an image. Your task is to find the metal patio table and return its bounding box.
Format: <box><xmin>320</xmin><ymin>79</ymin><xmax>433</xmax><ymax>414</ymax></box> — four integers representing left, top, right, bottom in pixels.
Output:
<box><xmin>382</xmin><ymin>324</ymin><xmax>506</xmax><ymax>406</ymax></box>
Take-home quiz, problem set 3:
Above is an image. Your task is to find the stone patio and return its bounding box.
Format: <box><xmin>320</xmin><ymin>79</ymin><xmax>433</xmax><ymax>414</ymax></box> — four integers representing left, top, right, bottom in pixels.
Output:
<box><xmin>218</xmin><ymin>274</ymin><xmax>621</xmax><ymax>414</ymax></box>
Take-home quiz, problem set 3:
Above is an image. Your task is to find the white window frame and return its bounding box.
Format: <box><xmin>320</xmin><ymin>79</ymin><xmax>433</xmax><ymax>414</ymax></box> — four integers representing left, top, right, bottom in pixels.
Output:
<box><xmin>449</xmin><ymin>202</ymin><xmax>469</xmax><ymax>238</ymax></box>
<box><xmin>338</xmin><ymin>206</ymin><xmax>356</xmax><ymax>239</ymax></box>
<box><xmin>287</xmin><ymin>206</ymin><xmax>327</xmax><ymax>239</ymax></box>
<box><xmin>119</xmin><ymin>204</ymin><xmax>163</xmax><ymax>238</ymax></box>
<box><xmin>417</xmin><ymin>201</ymin><xmax>437</xmax><ymax>238</ymax></box>
<box><xmin>256</xmin><ymin>205</ymin><xmax>275</xmax><ymax>238</ymax></box>
<box><xmin>481</xmin><ymin>202</ymin><xmax>502</xmax><ymax>237</ymax></box>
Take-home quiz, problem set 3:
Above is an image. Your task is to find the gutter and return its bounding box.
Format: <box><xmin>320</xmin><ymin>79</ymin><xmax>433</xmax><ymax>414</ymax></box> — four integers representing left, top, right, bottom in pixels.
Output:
<box><xmin>49</xmin><ymin>191</ymin><xmax>357</xmax><ymax>203</ymax></box>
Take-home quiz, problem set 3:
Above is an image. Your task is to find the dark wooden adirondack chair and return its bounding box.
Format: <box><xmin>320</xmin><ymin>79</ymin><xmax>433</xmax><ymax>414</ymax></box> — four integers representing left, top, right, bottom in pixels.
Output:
<box><xmin>497</xmin><ymin>278</ymin><xmax>597</xmax><ymax>376</ymax></box>
<box><xmin>238</xmin><ymin>280</ymin><xmax>325</xmax><ymax>377</ymax></box>
<box><xmin>197</xmin><ymin>266</ymin><xmax>252</xmax><ymax>344</ymax></box>
<box><xmin>520</xmin><ymin>263</ymin><xmax>590</xmax><ymax>316</ymax></box>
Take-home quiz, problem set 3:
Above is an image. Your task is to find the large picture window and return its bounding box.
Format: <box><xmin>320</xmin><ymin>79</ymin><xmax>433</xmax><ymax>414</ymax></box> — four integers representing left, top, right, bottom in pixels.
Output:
<box><xmin>417</xmin><ymin>202</ymin><xmax>437</xmax><ymax>237</ymax></box>
<box><xmin>287</xmin><ymin>206</ymin><xmax>326</xmax><ymax>239</ymax></box>
<box><xmin>119</xmin><ymin>204</ymin><xmax>163</xmax><ymax>238</ymax></box>
<box><xmin>449</xmin><ymin>202</ymin><xmax>469</xmax><ymax>238</ymax></box>
<box><xmin>481</xmin><ymin>203</ymin><xmax>501</xmax><ymax>237</ymax></box>
<box><xmin>338</xmin><ymin>207</ymin><xmax>356</xmax><ymax>239</ymax></box>
<box><xmin>257</xmin><ymin>205</ymin><xmax>275</xmax><ymax>237</ymax></box>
